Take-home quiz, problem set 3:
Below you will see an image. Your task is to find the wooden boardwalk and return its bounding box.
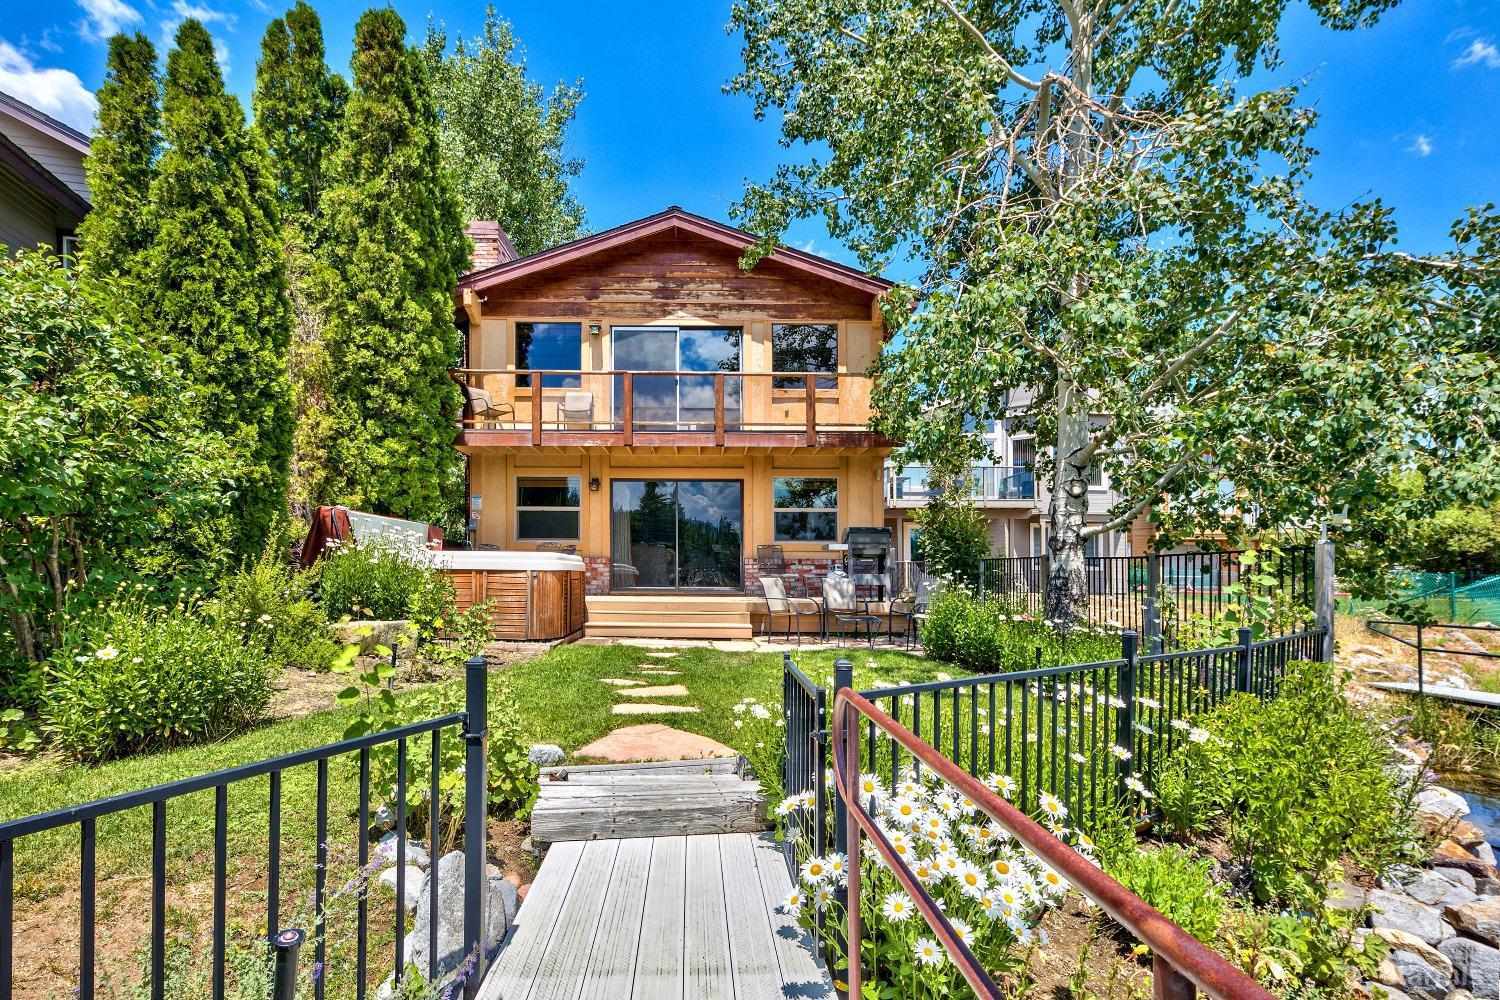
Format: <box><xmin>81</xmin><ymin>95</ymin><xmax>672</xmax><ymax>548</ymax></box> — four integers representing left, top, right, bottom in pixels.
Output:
<box><xmin>531</xmin><ymin>758</ymin><xmax>770</xmax><ymax>844</ymax></box>
<box><xmin>478</xmin><ymin>833</ymin><xmax>833</xmax><ymax>1000</ymax></box>
<box><xmin>1371</xmin><ymin>681</ymin><xmax>1500</xmax><ymax>710</ymax></box>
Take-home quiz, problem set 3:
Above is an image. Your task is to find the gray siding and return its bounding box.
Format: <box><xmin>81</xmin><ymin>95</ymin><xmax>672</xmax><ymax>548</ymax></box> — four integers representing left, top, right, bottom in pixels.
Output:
<box><xmin>0</xmin><ymin>163</ymin><xmax>57</xmax><ymax>254</ymax></box>
<box><xmin>0</xmin><ymin>111</ymin><xmax>89</xmax><ymax>203</ymax></box>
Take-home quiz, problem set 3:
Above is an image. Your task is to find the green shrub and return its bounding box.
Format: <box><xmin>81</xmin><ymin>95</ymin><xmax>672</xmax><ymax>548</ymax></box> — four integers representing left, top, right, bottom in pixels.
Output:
<box><xmin>1106</xmin><ymin>845</ymin><xmax>1226</xmax><ymax>942</ymax></box>
<box><xmin>204</xmin><ymin>553</ymin><xmax>338</xmax><ymax>670</ymax></box>
<box><xmin>920</xmin><ymin>588</ymin><xmax>1121</xmax><ymax>672</ymax></box>
<box><xmin>314</xmin><ymin>541</ymin><xmax>436</xmax><ymax>621</ymax></box>
<box><xmin>41</xmin><ymin>595</ymin><xmax>275</xmax><ymax>761</ymax></box>
<box><xmin>1157</xmin><ymin>660</ymin><xmax>1420</xmax><ymax>905</ymax></box>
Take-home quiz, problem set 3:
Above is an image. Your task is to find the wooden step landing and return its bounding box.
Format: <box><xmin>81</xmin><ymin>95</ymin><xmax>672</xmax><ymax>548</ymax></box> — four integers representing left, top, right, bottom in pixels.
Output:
<box><xmin>531</xmin><ymin>758</ymin><xmax>769</xmax><ymax>844</ymax></box>
<box><xmin>584</xmin><ymin>595</ymin><xmax>756</xmax><ymax>640</ymax></box>
<box><xmin>478</xmin><ymin>834</ymin><xmax>833</xmax><ymax>1000</ymax></box>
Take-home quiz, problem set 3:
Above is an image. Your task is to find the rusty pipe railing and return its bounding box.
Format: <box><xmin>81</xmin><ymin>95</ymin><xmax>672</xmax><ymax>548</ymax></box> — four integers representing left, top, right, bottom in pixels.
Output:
<box><xmin>830</xmin><ymin>687</ymin><xmax>1276</xmax><ymax>1000</ymax></box>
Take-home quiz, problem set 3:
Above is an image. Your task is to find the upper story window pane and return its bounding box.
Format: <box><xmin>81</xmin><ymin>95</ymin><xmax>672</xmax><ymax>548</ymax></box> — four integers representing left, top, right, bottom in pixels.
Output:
<box><xmin>772</xmin><ymin>323</ymin><xmax>837</xmax><ymax>389</ymax></box>
<box><xmin>516</xmin><ymin>322</ymin><xmax>581</xmax><ymax>387</ymax></box>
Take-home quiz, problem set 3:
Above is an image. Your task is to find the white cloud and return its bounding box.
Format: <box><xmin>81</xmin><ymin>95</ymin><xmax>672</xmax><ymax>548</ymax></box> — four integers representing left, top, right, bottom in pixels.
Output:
<box><xmin>1407</xmin><ymin>134</ymin><xmax>1434</xmax><ymax>157</ymax></box>
<box><xmin>76</xmin><ymin>0</ymin><xmax>143</xmax><ymax>43</ymax></box>
<box><xmin>157</xmin><ymin>1</ymin><xmax>237</xmax><ymax>72</ymax></box>
<box><xmin>0</xmin><ymin>40</ymin><xmax>97</xmax><ymax>131</ymax></box>
<box><xmin>1454</xmin><ymin>38</ymin><xmax>1500</xmax><ymax>69</ymax></box>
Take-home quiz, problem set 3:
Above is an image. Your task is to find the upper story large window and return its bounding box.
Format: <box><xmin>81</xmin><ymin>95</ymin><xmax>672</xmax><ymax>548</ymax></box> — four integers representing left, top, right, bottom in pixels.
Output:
<box><xmin>772</xmin><ymin>323</ymin><xmax>837</xmax><ymax>389</ymax></box>
<box><xmin>516</xmin><ymin>322</ymin><xmax>581</xmax><ymax>387</ymax></box>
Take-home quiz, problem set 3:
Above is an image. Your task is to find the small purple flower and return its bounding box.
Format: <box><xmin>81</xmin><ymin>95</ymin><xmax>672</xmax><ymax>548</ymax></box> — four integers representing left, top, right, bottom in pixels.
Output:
<box><xmin>312</xmin><ymin>961</ymin><xmax>324</xmax><ymax>983</ymax></box>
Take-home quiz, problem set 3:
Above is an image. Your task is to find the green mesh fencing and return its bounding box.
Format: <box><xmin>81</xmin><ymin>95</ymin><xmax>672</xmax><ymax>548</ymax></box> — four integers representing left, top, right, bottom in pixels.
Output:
<box><xmin>1341</xmin><ymin>571</ymin><xmax>1500</xmax><ymax>623</ymax></box>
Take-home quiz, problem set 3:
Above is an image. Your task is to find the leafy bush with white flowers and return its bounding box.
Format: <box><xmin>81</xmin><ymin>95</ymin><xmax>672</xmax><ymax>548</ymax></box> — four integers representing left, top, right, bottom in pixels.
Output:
<box><xmin>775</xmin><ymin>766</ymin><xmax>1090</xmax><ymax>995</ymax></box>
<box><xmin>730</xmin><ymin>695</ymin><xmax>786</xmax><ymax>807</ymax></box>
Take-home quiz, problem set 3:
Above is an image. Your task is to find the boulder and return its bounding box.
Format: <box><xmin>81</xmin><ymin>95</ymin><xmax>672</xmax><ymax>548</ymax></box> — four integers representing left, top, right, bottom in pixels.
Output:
<box><xmin>1416</xmin><ymin>787</ymin><xmax>1472</xmax><ymax>822</ymax></box>
<box><xmin>1476</xmin><ymin>879</ymin><xmax>1500</xmax><ymax>897</ymax></box>
<box><xmin>1368</xmin><ymin>928</ymin><xmax>1456</xmax><ymax>979</ymax></box>
<box><xmin>1389</xmin><ymin>950</ymin><xmax>1453</xmax><ymax>997</ymax></box>
<box><xmin>1367</xmin><ymin>985</ymin><xmax>1410</xmax><ymax>1000</ymax></box>
<box><xmin>329</xmin><ymin>619</ymin><xmax>416</xmax><ymax>655</ymax></box>
<box><xmin>1437</xmin><ymin>938</ymin><xmax>1500</xmax><ymax>997</ymax></box>
<box><xmin>1329</xmin><ymin>882</ymin><xmax>1373</xmax><ymax>912</ymax></box>
<box><xmin>1432</xmin><ymin>841</ymin><xmax>1500</xmax><ymax>881</ymax></box>
<box><xmin>375</xmin><ymin>833</ymin><xmax>430</xmax><ymax>869</ymax></box>
<box><xmin>1404</xmin><ymin>871</ymin><xmax>1478</xmax><ymax>908</ymax></box>
<box><xmin>377</xmin><ymin>865</ymin><xmax>426</xmax><ymax>913</ymax></box>
<box><xmin>1372</xmin><ymin>956</ymin><xmax>1406</xmax><ymax>988</ymax></box>
<box><xmin>1451</xmin><ymin>821</ymin><xmax>1491</xmax><ymax>849</ymax></box>
<box><xmin>1474</xmin><ymin>842</ymin><xmax>1497</xmax><ymax>869</ymax></box>
<box><xmin>409</xmin><ymin>850</ymin><xmax>521</xmax><ymax>983</ymax></box>
<box><xmin>1444</xmin><ymin>899</ymin><xmax>1500</xmax><ymax>948</ymax></box>
<box><xmin>528</xmin><ymin>744</ymin><xmax>566</xmax><ymax>767</ymax></box>
<box><xmin>1370</xmin><ymin>890</ymin><xmax>1452</xmax><ymax>946</ymax></box>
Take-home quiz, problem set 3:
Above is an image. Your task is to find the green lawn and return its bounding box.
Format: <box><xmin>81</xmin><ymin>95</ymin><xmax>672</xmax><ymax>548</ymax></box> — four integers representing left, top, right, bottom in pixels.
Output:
<box><xmin>0</xmin><ymin>641</ymin><xmax>951</xmax><ymax>997</ymax></box>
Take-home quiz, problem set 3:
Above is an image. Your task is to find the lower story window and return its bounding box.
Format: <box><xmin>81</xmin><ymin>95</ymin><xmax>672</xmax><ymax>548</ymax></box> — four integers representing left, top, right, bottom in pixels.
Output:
<box><xmin>516</xmin><ymin>476</ymin><xmax>580</xmax><ymax>540</ymax></box>
<box><xmin>773</xmin><ymin>476</ymin><xmax>837</xmax><ymax>541</ymax></box>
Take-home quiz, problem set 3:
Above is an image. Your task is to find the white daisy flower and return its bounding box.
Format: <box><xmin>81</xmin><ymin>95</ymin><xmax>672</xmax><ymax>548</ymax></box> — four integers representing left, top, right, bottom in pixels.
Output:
<box><xmin>1188</xmin><ymin>726</ymin><xmax>1211</xmax><ymax>744</ymax></box>
<box><xmin>881</xmin><ymin>892</ymin><xmax>914</xmax><ymax>922</ymax></box>
<box><xmin>1109</xmin><ymin>745</ymin><xmax>1132</xmax><ymax>761</ymax></box>
<box><xmin>1038</xmin><ymin>792</ymin><xmax>1068</xmax><ymax>820</ymax></box>
<box><xmin>94</xmin><ymin>646</ymin><xmax>120</xmax><ymax>661</ymax></box>
<box><xmin>800</xmin><ymin>857</ymin><xmax>831</xmax><ymax>885</ymax></box>
<box><xmin>913</xmin><ymin>937</ymin><xmax>944</xmax><ymax>966</ymax></box>
<box><xmin>779</xmin><ymin>889</ymin><xmax>804</xmax><ymax>913</ymax></box>
<box><xmin>953</xmin><ymin>861</ymin><xmax>988</xmax><ymax>899</ymax></box>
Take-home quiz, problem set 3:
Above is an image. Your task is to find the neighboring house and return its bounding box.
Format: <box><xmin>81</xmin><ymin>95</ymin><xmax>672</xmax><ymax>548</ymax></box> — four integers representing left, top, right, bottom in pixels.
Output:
<box><xmin>0</xmin><ymin>90</ymin><xmax>90</xmax><ymax>258</ymax></box>
<box><xmin>453</xmin><ymin>207</ymin><xmax>895</xmax><ymax>638</ymax></box>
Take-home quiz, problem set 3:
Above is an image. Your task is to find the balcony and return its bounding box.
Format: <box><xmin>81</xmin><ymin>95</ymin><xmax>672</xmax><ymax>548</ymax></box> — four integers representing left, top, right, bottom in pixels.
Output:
<box><xmin>884</xmin><ymin>465</ymin><xmax>1037</xmax><ymax>505</ymax></box>
<box><xmin>453</xmin><ymin>369</ymin><xmax>889</xmax><ymax>450</ymax></box>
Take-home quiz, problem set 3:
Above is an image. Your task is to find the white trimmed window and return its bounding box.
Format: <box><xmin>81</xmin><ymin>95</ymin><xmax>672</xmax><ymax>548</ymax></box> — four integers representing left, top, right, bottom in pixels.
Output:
<box><xmin>773</xmin><ymin>477</ymin><xmax>838</xmax><ymax>541</ymax></box>
<box><xmin>516</xmin><ymin>476</ymin><xmax>580</xmax><ymax>540</ymax></box>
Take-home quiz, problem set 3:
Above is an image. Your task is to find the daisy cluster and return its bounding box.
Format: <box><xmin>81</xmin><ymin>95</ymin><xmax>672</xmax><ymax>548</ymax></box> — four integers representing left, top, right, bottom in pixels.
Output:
<box><xmin>777</xmin><ymin>766</ymin><xmax>1098</xmax><ymax>975</ymax></box>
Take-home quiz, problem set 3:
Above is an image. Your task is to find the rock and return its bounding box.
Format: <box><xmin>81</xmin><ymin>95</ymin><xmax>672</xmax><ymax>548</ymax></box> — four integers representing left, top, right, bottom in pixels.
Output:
<box><xmin>520</xmin><ymin>835</ymin><xmax>538</xmax><ymax>858</ymax></box>
<box><xmin>1445</xmin><ymin>990</ymin><xmax>1475</xmax><ymax>1000</ymax></box>
<box><xmin>1330</xmin><ymin>882</ymin><xmax>1373</xmax><ymax>912</ymax></box>
<box><xmin>373</xmin><ymin>803</ymin><xmax>396</xmax><ymax>832</ymax></box>
<box><xmin>1405</xmin><ymin>871</ymin><xmax>1479</xmax><ymax>908</ymax></box>
<box><xmin>1432</xmin><ymin>841</ymin><xmax>1500</xmax><ymax>881</ymax></box>
<box><xmin>1438</xmin><ymin>938</ymin><xmax>1500</xmax><ymax>996</ymax></box>
<box><xmin>1373</xmin><ymin>955</ymin><xmax>1407</xmax><ymax>987</ymax></box>
<box><xmin>377</xmin><ymin>865</ymin><xmax>426</xmax><ymax>912</ymax></box>
<box><xmin>1476</xmin><ymin>879</ymin><xmax>1500</xmax><ymax>897</ymax></box>
<box><xmin>1370</xmin><ymin>928</ymin><xmax>1456</xmax><ymax>978</ymax></box>
<box><xmin>1417</xmin><ymin>788</ymin><xmax>1473</xmax><ymax>821</ymax></box>
<box><xmin>1390</xmin><ymin>950</ymin><xmax>1453</xmax><ymax>997</ymax></box>
<box><xmin>329</xmin><ymin>619</ymin><xmax>415</xmax><ymax>655</ymax></box>
<box><xmin>375</xmin><ymin>833</ymin><xmax>430</xmax><ymax>869</ymax></box>
<box><xmin>528</xmin><ymin>744</ymin><xmax>566</xmax><ymax>766</ymax></box>
<box><xmin>1445</xmin><ymin>899</ymin><xmax>1500</xmax><ymax>948</ymax></box>
<box><xmin>1369</xmin><ymin>985</ymin><xmax>1410</xmax><ymax>1000</ymax></box>
<box><xmin>1474</xmin><ymin>843</ymin><xmax>1497</xmax><ymax>869</ymax></box>
<box><xmin>1452</xmin><ymin>821</ymin><xmax>1490</xmax><ymax>848</ymax></box>
<box><xmin>1371</xmin><ymin>890</ymin><xmax>1452</xmax><ymax>945</ymax></box>
<box><xmin>409</xmin><ymin>851</ymin><xmax>521</xmax><ymax>983</ymax></box>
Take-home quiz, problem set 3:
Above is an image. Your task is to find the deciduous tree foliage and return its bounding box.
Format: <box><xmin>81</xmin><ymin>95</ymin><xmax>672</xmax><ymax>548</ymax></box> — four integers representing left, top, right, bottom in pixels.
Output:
<box><xmin>0</xmin><ymin>251</ymin><xmax>233</xmax><ymax>669</ymax></box>
<box><xmin>729</xmin><ymin>0</ymin><xmax>1500</xmax><ymax>621</ymax></box>
<box><xmin>318</xmin><ymin>8</ymin><xmax>468</xmax><ymax>525</ymax></box>
<box><xmin>140</xmin><ymin>20</ymin><xmax>292</xmax><ymax>561</ymax></box>
<box><xmin>76</xmin><ymin>33</ymin><xmax>158</xmax><ymax>283</ymax></box>
<box><xmin>421</xmin><ymin>6</ymin><xmax>586</xmax><ymax>256</ymax></box>
<box><xmin>253</xmin><ymin>3</ymin><xmax>346</xmax><ymax>520</ymax></box>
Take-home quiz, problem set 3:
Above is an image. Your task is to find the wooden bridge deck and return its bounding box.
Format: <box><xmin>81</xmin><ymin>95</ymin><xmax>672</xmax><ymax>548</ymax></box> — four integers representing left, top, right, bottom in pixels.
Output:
<box><xmin>478</xmin><ymin>833</ymin><xmax>833</xmax><ymax>1000</ymax></box>
<box><xmin>1370</xmin><ymin>681</ymin><xmax>1500</xmax><ymax>710</ymax></box>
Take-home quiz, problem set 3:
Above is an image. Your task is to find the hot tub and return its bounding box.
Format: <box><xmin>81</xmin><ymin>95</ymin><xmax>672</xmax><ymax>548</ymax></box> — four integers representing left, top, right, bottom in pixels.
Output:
<box><xmin>430</xmin><ymin>550</ymin><xmax>586</xmax><ymax>641</ymax></box>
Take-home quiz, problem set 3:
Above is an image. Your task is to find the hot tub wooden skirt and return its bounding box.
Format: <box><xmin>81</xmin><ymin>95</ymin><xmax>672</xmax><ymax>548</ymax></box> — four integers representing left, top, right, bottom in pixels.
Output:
<box><xmin>443</xmin><ymin>568</ymin><xmax>586</xmax><ymax>641</ymax></box>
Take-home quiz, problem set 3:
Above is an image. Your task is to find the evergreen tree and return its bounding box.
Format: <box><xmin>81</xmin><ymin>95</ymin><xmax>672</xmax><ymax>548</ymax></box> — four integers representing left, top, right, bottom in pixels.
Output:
<box><xmin>141</xmin><ymin>19</ymin><xmax>292</xmax><ymax>559</ymax></box>
<box><xmin>319</xmin><ymin>8</ymin><xmax>468</xmax><ymax>525</ymax></box>
<box><xmin>76</xmin><ymin>33</ymin><xmax>159</xmax><ymax>281</ymax></box>
<box><xmin>253</xmin><ymin>2</ymin><xmax>347</xmax><ymax>520</ymax></box>
<box><xmin>422</xmin><ymin>7</ymin><xmax>586</xmax><ymax>255</ymax></box>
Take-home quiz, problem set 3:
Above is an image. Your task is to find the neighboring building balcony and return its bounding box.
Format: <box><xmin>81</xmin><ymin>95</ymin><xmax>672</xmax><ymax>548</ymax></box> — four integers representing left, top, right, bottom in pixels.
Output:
<box><xmin>453</xmin><ymin>368</ymin><xmax>890</xmax><ymax>449</ymax></box>
<box><xmin>884</xmin><ymin>465</ymin><xmax>1037</xmax><ymax>507</ymax></box>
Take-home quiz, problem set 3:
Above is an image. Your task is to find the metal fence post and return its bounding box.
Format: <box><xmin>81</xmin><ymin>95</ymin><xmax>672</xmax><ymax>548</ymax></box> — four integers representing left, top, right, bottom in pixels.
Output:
<box><xmin>1314</xmin><ymin>538</ymin><xmax>1336</xmax><ymax>662</ymax></box>
<box><xmin>1416</xmin><ymin>623</ymin><xmax>1425</xmax><ymax>695</ymax></box>
<box><xmin>979</xmin><ymin>558</ymin><xmax>987</xmax><ymax>603</ymax></box>
<box><xmin>462</xmin><ymin>654</ymin><xmax>489</xmax><ymax>999</ymax></box>
<box><xmin>270</xmin><ymin>928</ymin><xmax>304</xmax><ymax>1000</ymax></box>
<box><xmin>1143</xmin><ymin>554</ymin><xmax>1163</xmax><ymax>654</ymax></box>
<box><xmin>829</xmin><ymin>657</ymin><xmax>854</xmax><ymax>980</ymax></box>
<box><xmin>1235</xmin><ymin>626</ymin><xmax>1253</xmax><ymax>695</ymax></box>
<box><xmin>1116</xmin><ymin>632</ymin><xmax>1137</xmax><ymax>802</ymax></box>
<box><xmin>830</xmin><ymin>658</ymin><xmax>853</xmax><ymax>850</ymax></box>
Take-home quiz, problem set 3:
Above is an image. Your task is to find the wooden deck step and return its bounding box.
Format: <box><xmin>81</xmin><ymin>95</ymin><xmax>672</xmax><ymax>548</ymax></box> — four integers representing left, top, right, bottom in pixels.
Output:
<box><xmin>531</xmin><ymin>758</ymin><xmax>769</xmax><ymax>844</ymax></box>
<box><xmin>583</xmin><ymin>595</ymin><xmax>756</xmax><ymax>640</ymax></box>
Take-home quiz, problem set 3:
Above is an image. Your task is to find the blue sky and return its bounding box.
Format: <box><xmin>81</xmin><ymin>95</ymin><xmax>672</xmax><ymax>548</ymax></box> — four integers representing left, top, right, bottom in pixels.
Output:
<box><xmin>2</xmin><ymin>0</ymin><xmax>1497</xmax><ymax>280</ymax></box>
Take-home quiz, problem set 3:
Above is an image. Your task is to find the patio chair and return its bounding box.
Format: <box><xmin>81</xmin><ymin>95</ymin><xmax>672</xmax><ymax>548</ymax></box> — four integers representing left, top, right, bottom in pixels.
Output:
<box><xmin>757</xmin><ymin>543</ymin><xmax>800</xmax><ymax>596</ymax></box>
<box><xmin>560</xmin><ymin>390</ymin><xmax>594</xmax><ymax>428</ymax></box>
<box><xmin>823</xmin><ymin>575</ymin><xmax>880</xmax><ymax>648</ymax></box>
<box><xmin>461</xmin><ymin>385</ymin><xmax>513</xmax><ymax>429</ymax></box>
<box><xmin>758</xmin><ymin>577</ymin><xmax>820</xmax><ymax>646</ymax></box>
<box><xmin>907</xmin><ymin>578</ymin><xmax>945</xmax><ymax>650</ymax></box>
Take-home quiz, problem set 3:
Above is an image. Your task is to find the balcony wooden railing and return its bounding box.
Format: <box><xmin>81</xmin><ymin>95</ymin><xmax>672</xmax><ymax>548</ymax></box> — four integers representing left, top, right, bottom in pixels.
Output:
<box><xmin>452</xmin><ymin>368</ymin><xmax>882</xmax><ymax>447</ymax></box>
<box><xmin>885</xmin><ymin>464</ymin><xmax>1037</xmax><ymax>503</ymax></box>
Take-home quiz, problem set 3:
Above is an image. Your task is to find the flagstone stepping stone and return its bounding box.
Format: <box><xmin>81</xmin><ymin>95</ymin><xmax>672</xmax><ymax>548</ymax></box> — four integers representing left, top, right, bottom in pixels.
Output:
<box><xmin>599</xmin><ymin>678</ymin><xmax>645</xmax><ymax>686</ymax></box>
<box><xmin>574</xmin><ymin>724</ymin><xmax>737</xmax><ymax>762</ymax></box>
<box><xmin>619</xmin><ymin>684</ymin><xmax>691</xmax><ymax>698</ymax></box>
<box><xmin>711</xmin><ymin>640</ymin><xmax>758</xmax><ymax>652</ymax></box>
<box><xmin>611</xmin><ymin>703</ymin><xmax>700</xmax><ymax>715</ymax></box>
<box><xmin>639</xmin><ymin>669</ymin><xmax>680</xmax><ymax>676</ymax></box>
<box><xmin>646</xmin><ymin>651</ymin><xmax>679</xmax><ymax>659</ymax></box>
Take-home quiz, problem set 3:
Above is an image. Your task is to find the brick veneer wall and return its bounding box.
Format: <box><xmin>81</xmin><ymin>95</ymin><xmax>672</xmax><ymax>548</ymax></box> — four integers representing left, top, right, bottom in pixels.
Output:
<box><xmin>743</xmin><ymin>557</ymin><xmax>843</xmax><ymax>597</ymax></box>
<box><xmin>582</xmin><ymin>555</ymin><xmax>611</xmax><ymax>595</ymax></box>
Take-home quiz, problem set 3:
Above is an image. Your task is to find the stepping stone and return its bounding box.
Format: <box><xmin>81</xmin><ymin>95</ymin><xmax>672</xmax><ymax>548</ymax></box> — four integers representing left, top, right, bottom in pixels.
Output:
<box><xmin>640</xmin><ymin>669</ymin><xmax>680</xmax><ymax>676</ymax></box>
<box><xmin>599</xmin><ymin>678</ymin><xmax>645</xmax><ymax>686</ymax></box>
<box><xmin>646</xmin><ymin>651</ymin><xmax>679</xmax><ymax>659</ymax></box>
<box><xmin>619</xmin><ymin>684</ymin><xmax>690</xmax><ymax>698</ymax></box>
<box><xmin>612</xmin><ymin>703</ymin><xmax>700</xmax><ymax>715</ymax></box>
<box><xmin>574</xmin><ymin>724</ymin><xmax>737</xmax><ymax>762</ymax></box>
<box><xmin>710</xmin><ymin>640</ymin><xmax>758</xmax><ymax>652</ymax></box>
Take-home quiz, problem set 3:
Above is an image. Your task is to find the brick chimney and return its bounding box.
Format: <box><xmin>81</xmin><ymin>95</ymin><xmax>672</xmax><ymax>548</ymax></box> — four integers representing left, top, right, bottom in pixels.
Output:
<box><xmin>465</xmin><ymin>220</ymin><xmax>518</xmax><ymax>272</ymax></box>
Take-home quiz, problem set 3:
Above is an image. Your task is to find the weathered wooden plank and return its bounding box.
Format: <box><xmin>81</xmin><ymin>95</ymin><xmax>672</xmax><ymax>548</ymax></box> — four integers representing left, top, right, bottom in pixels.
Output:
<box><xmin>631</xmin><ymin>836</ymin><xmax>686</xmax><ymax>1000</ymax></box>
<box><xmin>749</xmin><ymin>834</ymin><xmax>834</xmax><ymax>998</ymax></box>
<box><xmin>478</xmin><ymin>840</ymin><xmax>587</xmax><ymax>1000</ymax></box>
<box><xmin>542</xmin><ymin>758</ymin><xmax>743</xmax><ymax>779</ymax></box>
<box><xmin>1370</xmin><ymin>682</ymin><xmax>1500</xmax><ymax>709</ymax></box>
<box><xmin>719</xmin><ymin>834</ymin><xmax>784</xmax><ymax>1000</ymax></box>
<box><xmin>684</xmin><ymin>836</ymin><xmax>734</xmax><ymax>1000</ymax></box>
<box><xmin>524</xmin><ymin>839</ymin><xmax>620</xmax><ymax>1000</ymax></box>
<box><xmin>537</xmin><ymin>780</ymin><xmax>758</xmax><ymax>798</ymax></box>
<box><xmin>530</xmin><ymin>800</ymin><xmax>769</xmax><ymax>844</ymax></box>
<box><xmin>579</xmin><ymin>838</ymin><xmax>655</xmax><ymax>997</ymax></box>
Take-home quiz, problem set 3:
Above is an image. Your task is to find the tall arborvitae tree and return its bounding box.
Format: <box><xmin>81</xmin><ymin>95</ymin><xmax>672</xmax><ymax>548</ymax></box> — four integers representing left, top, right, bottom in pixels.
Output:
<box><xmin>422</xmin><ymin>6</ymin><xmax>586</xmax><ymax>255</ymax></box>
<box><xmin>319</xmin><ymin>8</ymin><xmax>468</xmax><ymax>524</ymax></box>
<box><xmin>253</xmin><ymin>3</ymin><xmax>347</xmax><ymax>521</ymax></box>
<box><xmin>76</xmin><ymin>33</ymin><xmax>159</xmax><ymax>281</ymax></box>
<box><xmin>142</xmin><ymin>19</ymin><xmax>292</xmax><ymax>559</ymax></box>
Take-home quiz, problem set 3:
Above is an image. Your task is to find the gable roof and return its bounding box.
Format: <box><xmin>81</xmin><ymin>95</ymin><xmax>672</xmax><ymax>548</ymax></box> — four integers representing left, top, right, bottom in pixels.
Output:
<box><xmin>0</xmin><ymin>131</ymin><xmax>90</xmax><ymax>220</ymax></box>
<box><xmin>0</xmin><ymin>90</ymin><xmax>90</xmax><ymax>156</ymax></box>
<box><xmin>457</xmin><ymin>206</ymin><xmax>892</xmax><ymax>298</ymax></box>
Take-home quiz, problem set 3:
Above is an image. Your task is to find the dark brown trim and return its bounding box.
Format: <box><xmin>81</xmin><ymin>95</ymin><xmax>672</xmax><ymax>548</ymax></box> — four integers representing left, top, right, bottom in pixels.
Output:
<box><xmin>0</xmin><ymin>134</ymin><xmax>90</xmax><ymax>221</ymax></box>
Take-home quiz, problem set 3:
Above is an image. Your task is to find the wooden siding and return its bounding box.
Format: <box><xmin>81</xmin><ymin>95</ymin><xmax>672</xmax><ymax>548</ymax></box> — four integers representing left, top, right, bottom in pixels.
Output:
<box><xmin>477</xmin><ymin>233</ymin><xmax>874</xmax><ymax>321</ymax></box>
<box><xmin>444</xmin><ymin>567</ymin><xmax>586</xmax><ymax>640</ymax></box>
<box><xmin>0</xmin><ymin>112</ymin><xmax>88</xmax><ymax>203</ymax></box>
<box><xmin>0</xmin><ymin>162</ymin><xmax>57</xmax><ymax>254</ymax></box>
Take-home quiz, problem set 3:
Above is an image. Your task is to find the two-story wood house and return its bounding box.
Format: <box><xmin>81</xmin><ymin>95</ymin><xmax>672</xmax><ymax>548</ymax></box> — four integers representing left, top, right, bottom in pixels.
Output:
<box><xmin>452</xmin><ymin>207</ymin><xmax>895</xmax><ymax>638</ymax></box>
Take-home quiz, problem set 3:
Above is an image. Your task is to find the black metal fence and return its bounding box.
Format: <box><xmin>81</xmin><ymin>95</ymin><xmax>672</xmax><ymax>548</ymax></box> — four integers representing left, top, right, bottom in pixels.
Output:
<box><xmin>782</xmin><ymin>626</ymin><xmax>1328</xmax><ymax>858</ymax></box>
<box><xmin>0</xmin><ymin>656</ymin><xmax>495</xmax><ymax>1000</ymax></box>
<box><xmin>974</xmin><ymin>546</ymin><xmax>1316</xmax><ymax>650</ymax></box>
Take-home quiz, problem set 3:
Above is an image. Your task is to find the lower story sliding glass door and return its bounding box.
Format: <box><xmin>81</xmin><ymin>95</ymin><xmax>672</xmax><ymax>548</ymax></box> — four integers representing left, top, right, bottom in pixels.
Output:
<box><xmin>609</xmin><ymin>480</ymin><xmax>743</xmax><ymax>590</ymax></box>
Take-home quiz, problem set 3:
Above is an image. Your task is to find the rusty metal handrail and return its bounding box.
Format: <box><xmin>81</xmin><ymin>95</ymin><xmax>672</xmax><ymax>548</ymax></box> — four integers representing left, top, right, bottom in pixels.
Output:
<box><xmin>831</xmin><ymin>687</ymin><xmax>1276</xmax><ymax>1000</ymax></box>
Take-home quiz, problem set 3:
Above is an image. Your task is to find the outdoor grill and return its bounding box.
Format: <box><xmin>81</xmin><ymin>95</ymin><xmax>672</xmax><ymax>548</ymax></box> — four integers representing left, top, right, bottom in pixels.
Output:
<box><xmin>842</xmin><ymin>525</ymin><xmax>894</xmax><ymax>600</ymax></box>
